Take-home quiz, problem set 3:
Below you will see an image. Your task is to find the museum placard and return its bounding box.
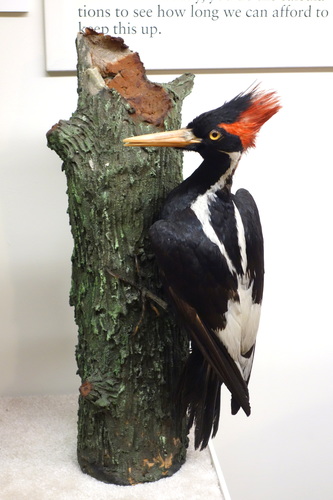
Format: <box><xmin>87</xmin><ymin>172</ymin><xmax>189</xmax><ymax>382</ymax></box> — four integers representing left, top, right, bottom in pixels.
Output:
<box><xmin>44</xmin><ymin>0</ymin><xmax>332</xmax><ymax>71</ymax></box>
<box><xmin>0</xmin><ymin>0</ymin><xmax>29</xmax><ymax>11</ymax></box>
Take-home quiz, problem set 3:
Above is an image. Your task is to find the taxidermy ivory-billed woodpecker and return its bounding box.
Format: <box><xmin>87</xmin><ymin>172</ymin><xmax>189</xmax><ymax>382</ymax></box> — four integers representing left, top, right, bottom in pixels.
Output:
<box><xmin>124</xmin><ymin>87</ymin><xmax>280</xmax><ymax>450</ymax></box>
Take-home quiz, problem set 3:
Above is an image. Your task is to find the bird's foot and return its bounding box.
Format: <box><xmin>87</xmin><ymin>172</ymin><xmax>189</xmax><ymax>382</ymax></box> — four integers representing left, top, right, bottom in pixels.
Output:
<box><xmin>105</xmin><ymin>266</ymin><xmax>168</xmax><ymax>335</ymax></box>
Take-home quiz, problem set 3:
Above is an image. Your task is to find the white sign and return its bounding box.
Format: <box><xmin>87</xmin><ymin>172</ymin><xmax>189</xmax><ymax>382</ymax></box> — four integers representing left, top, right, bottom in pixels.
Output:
<box><xmin>0</xmin><ymin>0</ymin><xmax>29</xmax><ymax>11</ymax></box>
<box><xmin>44</xmin><ymin>0</ymin><xmax>332</xmax><ymax>71</ymax></box>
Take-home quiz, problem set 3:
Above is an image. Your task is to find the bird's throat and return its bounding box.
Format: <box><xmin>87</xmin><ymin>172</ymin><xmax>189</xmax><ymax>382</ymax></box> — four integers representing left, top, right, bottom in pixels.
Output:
<box><xmin>161</xmin><ymin>151</ymin><xmax>241</xmax><ymax>218</ymax></box>
<box><xmin>210</xmin><ymin>151</ymin><xmax>242</xmax><ymax>193</ymax></box>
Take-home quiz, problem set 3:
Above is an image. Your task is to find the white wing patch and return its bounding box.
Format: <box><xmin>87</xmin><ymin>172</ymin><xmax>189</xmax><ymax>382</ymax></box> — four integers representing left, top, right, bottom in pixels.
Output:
<box><xmin>216</xmin><ymin>282</ymin><xmax>261</xmax><ymax>381</ymax></box>
<box><xmin>233</xmin><ymin>203</ymin><xmax>247</xmax><ymax>274</ymax></box>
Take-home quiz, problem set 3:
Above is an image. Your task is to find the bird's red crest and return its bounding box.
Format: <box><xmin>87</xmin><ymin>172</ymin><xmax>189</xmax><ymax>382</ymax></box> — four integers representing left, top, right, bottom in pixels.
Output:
<box><xmin>219</xmin><ymin>90</ymin><xmax>281</xmax><ymax>150</ymax></box>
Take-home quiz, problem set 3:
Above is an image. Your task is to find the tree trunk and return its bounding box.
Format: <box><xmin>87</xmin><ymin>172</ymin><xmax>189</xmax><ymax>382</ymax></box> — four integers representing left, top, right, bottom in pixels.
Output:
<box><xmin>47</xmin><ymin>30</ymin><xmax>194</xmax><ymax>485</ymax></box>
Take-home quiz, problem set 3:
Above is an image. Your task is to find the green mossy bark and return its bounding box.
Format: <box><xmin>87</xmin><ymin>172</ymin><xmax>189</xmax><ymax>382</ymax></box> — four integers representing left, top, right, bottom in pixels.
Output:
<box><xmin>47</xmin><ymin>34</ymin><xmax>194</xmax><ymax>485</ymax></box>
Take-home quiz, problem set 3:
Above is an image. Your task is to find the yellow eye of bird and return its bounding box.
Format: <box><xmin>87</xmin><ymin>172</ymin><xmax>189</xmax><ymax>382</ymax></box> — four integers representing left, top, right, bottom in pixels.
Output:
<box><xmin>209</xmin><ymin>130</ymin><xmax>222</xmax><ymax>141</ymax></box>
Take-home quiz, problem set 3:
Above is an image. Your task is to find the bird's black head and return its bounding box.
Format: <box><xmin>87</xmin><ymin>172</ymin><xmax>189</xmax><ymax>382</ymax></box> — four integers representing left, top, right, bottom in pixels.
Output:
<box><xmin>124</xmin><ymin>87</ymin><xmax>280</xmax><ymax>161</ymax></box>
<box><xmin>185</xmin><ymin>88</ymin><xmax>280</xmax><ymax>159</ymax></box>
<box><xmin>185</xmin><ymin>108</ymin><xmax>244</xmax><ymax>159</ymax></box>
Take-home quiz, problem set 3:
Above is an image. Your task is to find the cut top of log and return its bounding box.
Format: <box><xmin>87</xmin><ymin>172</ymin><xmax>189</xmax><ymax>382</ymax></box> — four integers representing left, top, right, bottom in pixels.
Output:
<box><xmin>77</xmin><ymin>28</ymin><xmax>172</xmax><ymax>127</ymax></box>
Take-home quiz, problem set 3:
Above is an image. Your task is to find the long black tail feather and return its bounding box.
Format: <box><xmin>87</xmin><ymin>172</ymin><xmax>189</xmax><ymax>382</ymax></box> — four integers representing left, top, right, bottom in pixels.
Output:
<box><xmin>177</xmin><ymin>346</ymin><xmax>222</xmax><ymax>450</ymax></box>
<box><xmin>231</xmin><ymin>396</ymin><xmax>241</xmax><ymax>415</ymax></box>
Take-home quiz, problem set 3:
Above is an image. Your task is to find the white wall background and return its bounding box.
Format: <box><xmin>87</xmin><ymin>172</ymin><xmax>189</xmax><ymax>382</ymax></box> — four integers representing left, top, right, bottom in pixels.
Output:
<box><xmin>1</xmin><ymin>2</ymin><xmax>333</xmax><ymax>499</ymax></box>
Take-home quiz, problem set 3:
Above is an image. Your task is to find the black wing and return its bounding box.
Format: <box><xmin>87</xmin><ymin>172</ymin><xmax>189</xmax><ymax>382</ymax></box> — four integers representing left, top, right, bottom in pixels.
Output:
<box><xmin>149</xmin><ymin>207</ymin><xmax>250</xmax><ymax>409</ymax></box>
<box><xmin>233</xmin><ymin>188</ymin><xmax>264</xmax><ymax>304</ymax></box>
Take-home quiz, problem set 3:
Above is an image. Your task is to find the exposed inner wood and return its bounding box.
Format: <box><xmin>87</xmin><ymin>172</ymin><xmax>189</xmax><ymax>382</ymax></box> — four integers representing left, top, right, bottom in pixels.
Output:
<box><xmin>83</xmin><ymin>29</ymin><xmax>172</xmax><ymax>126</ymax></box>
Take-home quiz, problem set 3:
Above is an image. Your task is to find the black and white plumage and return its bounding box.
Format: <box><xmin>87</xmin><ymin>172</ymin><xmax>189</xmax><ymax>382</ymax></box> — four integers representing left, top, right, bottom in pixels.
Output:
<box><xmin>124</xmin><ymin>87</ymin><xmax>280</xmax><ymax>450</ymax></box>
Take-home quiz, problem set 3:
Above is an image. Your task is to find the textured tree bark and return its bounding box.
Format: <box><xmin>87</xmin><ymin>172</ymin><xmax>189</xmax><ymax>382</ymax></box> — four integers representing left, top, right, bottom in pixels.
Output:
<box><xmin>47</xmin><ymin>30</ymin><xmax>194</xmax><ymax>485</ymax></box>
